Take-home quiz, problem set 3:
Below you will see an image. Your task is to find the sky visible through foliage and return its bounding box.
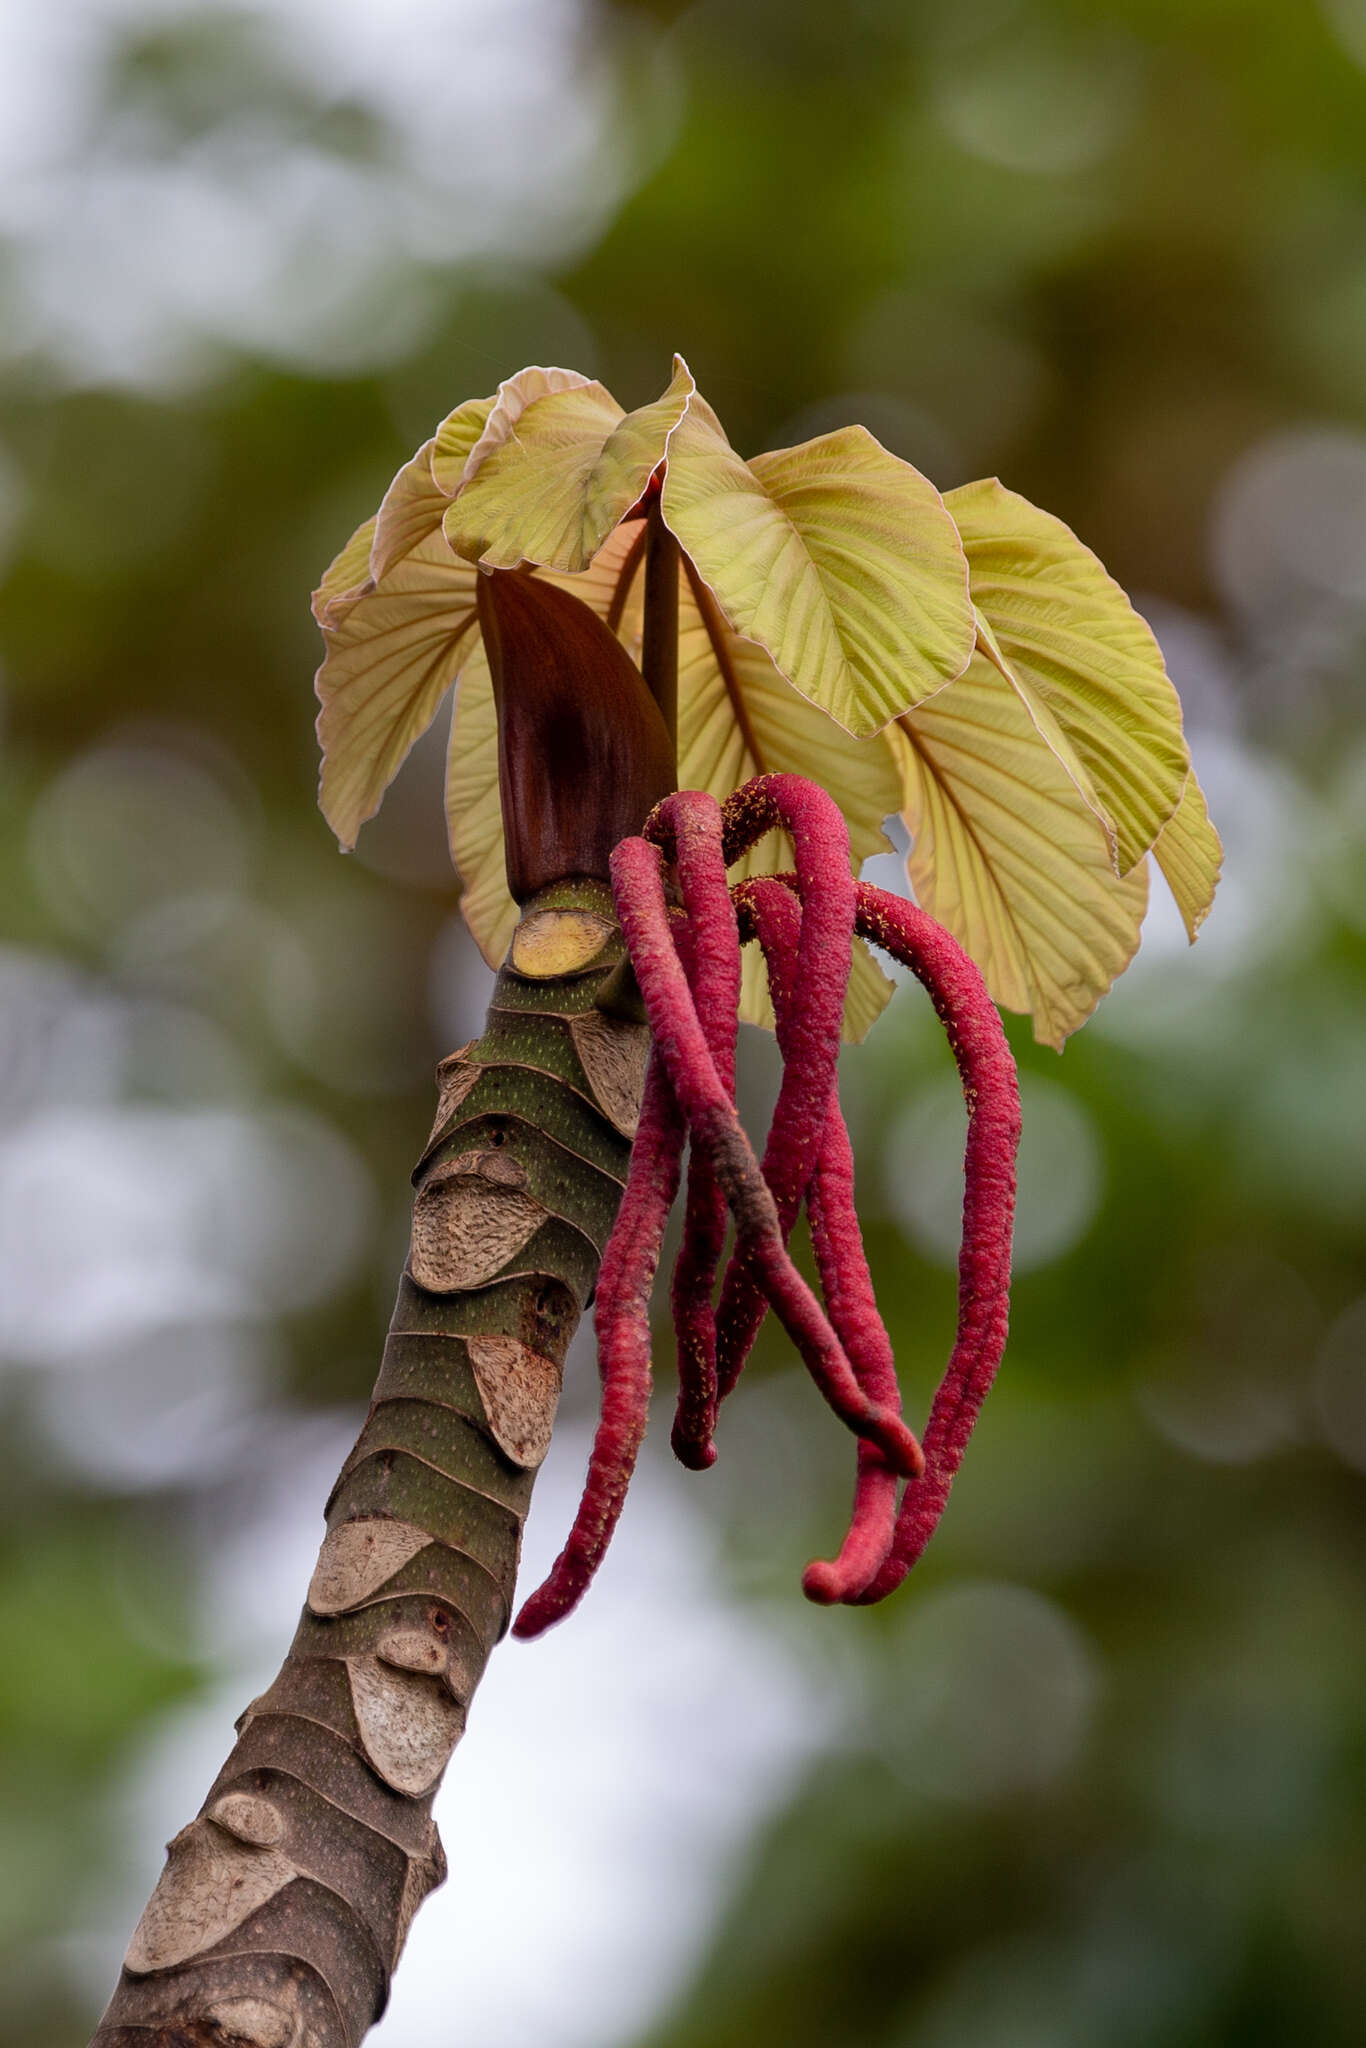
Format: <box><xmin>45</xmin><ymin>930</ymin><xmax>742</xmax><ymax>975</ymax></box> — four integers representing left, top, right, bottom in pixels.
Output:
<box><xmin>2</xmin><ymin>2</ymin><xmax>1366</xmax><ymax>2044</ymax></box>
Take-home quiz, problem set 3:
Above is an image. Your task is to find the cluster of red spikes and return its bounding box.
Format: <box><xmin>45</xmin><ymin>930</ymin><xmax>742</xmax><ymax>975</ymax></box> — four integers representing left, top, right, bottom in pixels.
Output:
<box><xmin>513</xmin><ymin>774</ymin><xmax>1021</xmax><ymax>1639</ymax></box>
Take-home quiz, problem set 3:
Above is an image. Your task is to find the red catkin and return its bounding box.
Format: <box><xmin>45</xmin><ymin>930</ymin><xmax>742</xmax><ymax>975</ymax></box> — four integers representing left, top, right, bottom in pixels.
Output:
<box><xmin>644</xmin><ymin>792</ymin><xmax>741</xmax><ymax>1471</ymax></box>
<box><xmin>516</xmin><ymin>775</ymin><xmax>1019</xmax><ymax>1631</ymax></box>
<box><xmin>512</xmin><ymin>1054</ymin><xmax>685</xmax><ymax>1638</ymax></box>
<box><xmin>848</xmin><ymin>883</ymin><xmax>1021</xmax><ymax>1603</ymax></box>
<box><xmin>734</xmin><ymin>876</ymin><xmax>915</xmax><ymax>1603</ymax></box>
<box><xmin>610</xmin><ymin>832</ymin><xmax>922</xmax><ymax>1480</ymax></box>
<box><xmin>714</xmin><ymin>776</ymin><xmax>856</xmax><ymax>1400</ymax></box>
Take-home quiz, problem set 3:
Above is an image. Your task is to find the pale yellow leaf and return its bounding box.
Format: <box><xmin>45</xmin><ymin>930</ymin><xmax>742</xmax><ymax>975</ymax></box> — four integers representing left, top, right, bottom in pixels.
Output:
<box><xmin>312</xmin><ymin>513</ymin><xmax>376</xmax><ymax>628</ymax></box>
<box><xmin>662</xmin><ymin>400</ymin><xmax>975</xmax><ymax>737</ymax></box>
<box><xmin>893</xmin><ymin>653</ymin><xmax>1150</xmax><ymax>1048</ymax></box>
<box><xmin>446</xmin><ymin>525</ymin><xmax>647</xmax><ymax>966</ymax></box>
<box><xmin>531</xmin><ymin>519</ymin><xmax>649</xmax><ymax>642</ymax></box>
<box><xmin>676</xmin><ymin>562</ymin><xmax>901</xmax><ymax>1038</ymax></box>
<box><xmin>370</xmin><ymin>392</ymin><xmax>500</xmax><ymax>577</ymax></box>
<box><xmin>445</xmin><ymin>517</ymin><xmax>900</xmax><ymax>1030</ymax></box>
<box><xmin>371</xmin><ymin>439</ymin><xmax>445</xmax><ymax>580</ymax></box>
<box><xmin>1152</xmin><ymin>766</ymin><xmax>1222</xmax><ymax>941</ymax></box>
<box><xmin>947</xmin><ymin>478</ymin><xmax>1189</xmax><ymax>875</ymax></box>
<box><xmin>676</xmin><ymin>562</ymin><xmax>901</xmax><ymax>866</ymax></box>
<box><xmin>459</xmin><ymin>368</ymin><xmax>594</xmax><ymax>484</ymax></box>
<box><xmin>448</xmin><ymin>630</ymin><xmax>518</xmax><ymax>966</ymax></box>
<box><xmin>445</xmin><ymin>632</ymin><xmax>517</xmax><ymax>969</ymax></box>
<box><xmin>316</xmin><ymin>525</ymin><xmax>478</xmax><ymax>850</ymax></box>
<box><xmin>429</xmin><ymin>393</ymin><xmax>497</xmax><ymax>496</ymax></box>
<box><xmin>973</xmin><ymin>604</ymin><xmax>1107</xmax><ymax>832</ymax></box>
<box><xmin>445</xmin><ymin>359</ymin><xmax>694</xmax><ymax>574</ymax></box>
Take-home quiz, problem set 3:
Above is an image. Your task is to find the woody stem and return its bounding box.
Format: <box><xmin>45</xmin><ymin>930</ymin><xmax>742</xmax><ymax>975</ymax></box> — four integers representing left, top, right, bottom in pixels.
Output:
<box><xmin>91</xmin><ymin>884</ymin><xmax>647</xmax><ymax>2048</ymax></box>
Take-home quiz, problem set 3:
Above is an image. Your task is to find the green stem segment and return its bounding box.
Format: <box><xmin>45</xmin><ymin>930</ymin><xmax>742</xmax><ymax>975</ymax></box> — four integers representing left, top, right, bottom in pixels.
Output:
<box><xmin>92</xmin><ymin>880</ymin><xmax>646</xmax><ymax>2048</ymax></box>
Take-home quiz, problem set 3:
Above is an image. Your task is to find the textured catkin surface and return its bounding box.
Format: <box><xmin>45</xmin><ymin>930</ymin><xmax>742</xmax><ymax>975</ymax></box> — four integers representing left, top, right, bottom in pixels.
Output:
<box><xmin>93</xmin><ymin>882</ymin><xmax>644</xmax><ymax>2048</ymax></box>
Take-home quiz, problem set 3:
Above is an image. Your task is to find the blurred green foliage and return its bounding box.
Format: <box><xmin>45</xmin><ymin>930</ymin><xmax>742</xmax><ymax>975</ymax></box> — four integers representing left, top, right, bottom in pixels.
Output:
<box><xmin>1</xmin><ymin>2</ymin><xmax>1365</xmax><ymax>2044</ymax></box>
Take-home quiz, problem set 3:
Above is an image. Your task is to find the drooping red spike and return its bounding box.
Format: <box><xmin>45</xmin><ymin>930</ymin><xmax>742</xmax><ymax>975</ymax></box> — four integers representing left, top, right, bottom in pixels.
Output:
<box><xmin>713</xmin><ymin>776</ymin><xmax>857</xmax><ymax>1401</ymax></box>
<box><xmin>734</xmin><ymin>875</ymin><xmax>916</xmax><ymax>1603</ymax></box>
<box><xmin>517</xmin><ymin>774</ymin><xmax>1018</xmax><ymax>1635</ymax></box>
<box><xmin>513</xmin><ymin>1054</ymin><xmax>685</xmax><ymax>1638</ymax></box>
<box><xmin>610</xmin><ymin>832</ymin><xmax>922</xmax><ymax>1480</ymax></box>
<box><xmin>847</xmin><ymin>882</ymin><xmax>1021</xmax><ymax>1603</ymax></box>
<box><xmin>802</xmin><ymin>1114</ymin><xmax>908</xmax><ymax>1603</ymax></box>
<box><xmin>644</xmin><ymin>791</ymin><xmax>740</xmax><ymax>1471</ymax></box>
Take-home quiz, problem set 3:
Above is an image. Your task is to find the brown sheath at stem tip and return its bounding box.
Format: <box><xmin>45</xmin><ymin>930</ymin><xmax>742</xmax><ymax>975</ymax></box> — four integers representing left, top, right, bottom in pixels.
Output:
<box><xmin>476</xmin><ymin>569</ymin><xmax>676</xmax><ymax>904</ymax></box>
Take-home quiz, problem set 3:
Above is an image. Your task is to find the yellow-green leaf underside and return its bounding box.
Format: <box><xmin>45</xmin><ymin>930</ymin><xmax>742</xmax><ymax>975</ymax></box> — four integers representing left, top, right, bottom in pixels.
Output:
<box><xmin>893</xmin><ymin>653</ymin><xmax>1150</xmax><ymax>1048</ymax></box>
<box><xmin>371</xmin><ymin>438</ymin><xmax>446</xmax><ymax>581</ymax></box>
<box><xmin>446</xmin><ymin>529</ymin><xmax>899</xmax><ymax>1036</ymax></box>
<box><xmin>676</xmin><ymin>557</ymin><xmax>900</xmax><ymax>1038</ymax></box>
<box><xmin>454</xmin><ymin>368</ymin><xmax>592</xmax><ymax>483</ymax></box>
<box><xmin>444</xmin><ymin>359</ymin><xmax>694</xmax><ymax>575</ymax></box>
<box><xmin>371</xmin><ymin>392</ymin><xmax>499</xmax><ymax>580</ymax></box>
<box><xmin>430</xmin><ymin>393</ymin><xmax>500</xmax><ymax>496</ymax></box>
<box><xmin>314</xmin><ymin>393</ymin><xmax>501</xmax><ymax>848</ymax></box>
<box><xmin>444</xmin><ymin>633</ymin><xmax>517</xmax><ymax>968</ymax></box>
<box><xmin>312</xmin><ymin>514</ymin><xmax>377</xmax><ymax>629</ymax></box>
<box><xmin>947</xmin><ymin>477</ymin><xmax>1190</xmax><ymax>876</ymax></box>
<box><xmin>1151</xmin><ymin>767</ymin><xmax>1222</xmax><ymax>941</ymax></box>
<box><xmin>315</xmin><ymin>524</ymin><xmax>478</xmax><ymax>850</ymax></box>
<box><xmin>662</xmin><ymin>400</ymin><xmax>976</xmax><ymax>738</ymax></box>
<box><xmin>314</xmin><ymin>370</ymin><xmax>1216</xmax><ymax>1048</ymax></box>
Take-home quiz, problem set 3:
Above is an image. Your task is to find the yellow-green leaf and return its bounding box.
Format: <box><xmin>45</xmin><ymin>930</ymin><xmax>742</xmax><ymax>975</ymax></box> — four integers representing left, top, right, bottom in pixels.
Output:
<box><xmin>445</xmin><ymin>359</ymin><xmax>694</xmax><ymax>575</ymax></box>
<box><xmin>892</xmin><ymin>652</ymin><xmax>1150</xmax><ymax>1048</ymax></box>
<box><xmin>315</xmin><ymin>526</ymin><xmax>478</xmax><ymax>851</ymax></box>
<box><xmin>947</xmin><ymin>477</ymin><xmax>1189</xmax><ymax>875</ymax></box>
<box><xmin>676</xmin><ymin>562</ymin><xmax>900</xmax><ymax>868</ymax></box>
<box><xmin>312</xmin><ymin>514</ymin><xmax>376</xmax><ymax>628</ymax></box>
<box><xmin>429</xmin><ymin>393</ymin><xmax>498</xmax><ymax>496</ymax></box>
<box><xmin>371</xmin><ymin>439</ymin><xmax>446</xmax><ymax>580</ymax></box>
<box><xmin>676</xmin><ymin>561</ymin><xmax>901</xmax><ymax>1037</ymax></box>
<box><xmin>662</xmin><ymin>401</ymin><xmax>975</xmax><ymax>738</ymax></box>
<box><xmin>442</xmin><ymin>518</ymin><xmax>898</xmax><ymax>1033</ymax></box>
<box><xmin>972</xmin><ymin>603</ymin><xmax>1106</xmax><ymax>830</ymax></box>
<box><xmin>361</xmin><ymin>392</ymin><xmax>500</xmax><ymax>592</ymax></box>
<box><xmin>445</xmin><ymin>633</ymin><xmax>518</xmax><ymax>969</ymax></box>
<box><xmin>1152</xmin><ymin>767</ymin><xmax>1222</xmax><ymax>941</ymax></box>
<box><xmin>446</xmin><ymin>525</ymin><xmax>647</xmax><ymax>965</ymax></box>
<box><xmin>459</xmin><ymin>367</ymin><xmax>593</xmax><ymax>482</ymax></box>
<box><xmin>535</xmin><ymin>519</ymin><xmax>649</xmax><ymax>639</ymax></box>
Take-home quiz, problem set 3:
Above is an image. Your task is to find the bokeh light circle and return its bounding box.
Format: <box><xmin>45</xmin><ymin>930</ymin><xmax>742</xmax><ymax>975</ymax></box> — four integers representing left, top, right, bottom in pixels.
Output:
<box><xmin>885</xmin><ymin>1073</ymin><xmax>1102</xmax><ymax>1273</ymax></box>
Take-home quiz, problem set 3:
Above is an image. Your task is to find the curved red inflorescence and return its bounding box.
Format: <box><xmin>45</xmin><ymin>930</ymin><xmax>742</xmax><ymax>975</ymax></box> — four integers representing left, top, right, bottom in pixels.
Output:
<box><xmin>846</xmin><ymin>883</ymin><xmax>1021</xmax><ymax>1602</ymax></box>
<box><xmin>713</xmin><ymin>776</ymin><xmax>857</xmax><ymax>1407</ymax></box>
<box><xmin>513</xmin><ymin>775</ymin><xmax>1020</xmax><ymax>1638</ymax></box>
<box><xmin>732</xmin><ymin>874</ymin><xmax>911</xmax><ymax>1605</ymax></box>
<box><xmin>512</xmin><ymin>1054</ymin><xmax>684</xmax><ymax>1640</ymax></box>
<box><xmin>611</xmin><ymin>830</ymin><xmax>920</xmax><ymax>1475</ymax></box>
<box><xmin>647</xmin><ymin>792</ymin><xmax>740</xmax><ymax>1473</ymax></box>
